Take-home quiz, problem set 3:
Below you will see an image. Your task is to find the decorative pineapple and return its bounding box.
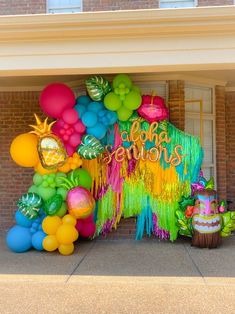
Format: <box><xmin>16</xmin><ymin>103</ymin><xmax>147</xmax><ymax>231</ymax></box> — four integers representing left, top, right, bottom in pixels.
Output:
<box><xmin>30</xmin><ymin>114</ymin><xmax>67</xmax><ymax>169</ymax></box>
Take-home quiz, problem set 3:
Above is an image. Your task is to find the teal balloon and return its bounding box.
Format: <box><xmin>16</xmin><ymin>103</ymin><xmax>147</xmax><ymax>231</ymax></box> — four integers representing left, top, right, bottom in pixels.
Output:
<box><xmin>117</xmin><ymin>107</ymin><xmax>133</xmax><ymax>121</ymax></box>
<box><xmin>76</xmin><ymin>95</ymin><xmax>91</xmax><ymax>105</ymax></box>
<box><xmin>15</xmin><ymin>210</ymin><xmax>34</xmax><ymax>228</ymax></box>
<box><xmin>31</xmin><ymin>231</ymin><xmax>46</xmax><ymax>251</ymax></box>
<box><xmin>87</xmin><ymin>123</ymin><xmax>107</xmax><ymax>140</ymax></box>
<box><xmin>87</xmin><ymin>102</ymin><xmax>104</xmax><ymax>113</ymax></box>
<box><xmin>75</xmin><ymin>104</ymin><xmax>86</xmax><ymax>117</ymax></box>
<box><xmin>104</xmin><ymin>92</ymin><xmax>122</xmax><ymax>111</ymax></box>
<box><xmin>6</xmin><ymin>226</ymin><xmax>32</xmax><ymax>253</ymax></box>
<box><xmin>123</xmin><ymin>91</ymin><xmax>142</xmax><ymax>110</ymax></box>
<box><xmin>81</xmin><ymin>111</ymin><xmax>98</xmax><ymax>127</ymax></box>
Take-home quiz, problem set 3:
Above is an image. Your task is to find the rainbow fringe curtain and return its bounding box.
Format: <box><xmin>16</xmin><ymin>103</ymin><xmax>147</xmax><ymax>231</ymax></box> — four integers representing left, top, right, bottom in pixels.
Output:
<box><xmin>83</xmin><ymin>120</ymin><xmax>203</xmax><ymax>241</ymax></box>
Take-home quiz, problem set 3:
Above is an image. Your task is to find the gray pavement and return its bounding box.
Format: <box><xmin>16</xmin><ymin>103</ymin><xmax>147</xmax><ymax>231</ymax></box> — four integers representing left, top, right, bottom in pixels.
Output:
<box><xmin>0</xmin><ymin>235</ymin><xmax>234</xmax><ymax>314</ymax></box>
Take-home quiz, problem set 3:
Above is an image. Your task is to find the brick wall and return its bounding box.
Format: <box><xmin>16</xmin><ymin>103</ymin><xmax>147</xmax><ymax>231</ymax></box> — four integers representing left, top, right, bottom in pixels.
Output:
<box><xmin>225</xmin><ymin>92</ymin><xmax>235</xmax><ymax>207</ymax></box>
<box><xmin>215</xmin><ymin>86</ymin><xmax>227</xmax><ymax>200</ymax></box>
<box><xmin>83</xmin><ymin>0</ymin><xmax>158</xmax><ymax>11</ymax></box>
<box><xmin>0</xmin><ymin>0</ymin><xmax>234</xmax><ymax>16</ymax></box>
<box><xmin>0</xmin><ymin>92</ymin><xmax>42</xmax><ymax>232</ymax></box>
<box><xmin>168</xmin><ymin>80</ymin><xmax>185</xmax><ymax>131</ymax></box>
<box><xmin>0</xmin><ymin>0</ymin><xmax>46</xmax><ymax>15</ymax></box>
<box><xmin>198</xmin><ymin>0</ymin><xmax>233</xmax><ymax>6</ymax></box>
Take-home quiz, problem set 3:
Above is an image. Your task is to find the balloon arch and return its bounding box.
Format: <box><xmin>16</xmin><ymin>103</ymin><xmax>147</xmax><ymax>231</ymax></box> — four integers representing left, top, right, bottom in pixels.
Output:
<box><xmin>7</xmin><ymin>74</ymin><xmax>235</xmax><ymax>255</ymax></box>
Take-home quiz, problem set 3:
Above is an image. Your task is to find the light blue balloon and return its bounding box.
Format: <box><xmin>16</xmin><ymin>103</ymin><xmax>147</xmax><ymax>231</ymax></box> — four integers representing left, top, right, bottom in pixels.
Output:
<box><xmin>75</xmin><ymin>104</ymin><xmax>86</xmax><ymax>118</ymax></box>
<box><xmin>81</xmin><ymin>111</ymin><xmax>98</xmax><ymax>127</ymax></box>
<box><xmin>107</xmin><ymin>111</ymin><xmax>118</xmax><ymax>125</ymax></box>
<box><xmin>15</xmin><ymin>210</ymin><xmax>34</xmax><ymax>228</ymax></box>
<box><xmin>87</xmin><ymin>123</ymin><xmax>107</xmax><ymax>140</ymax></box>
<box><xmin>87</xmin><ymin>101</ymin><xmax>104</xmax><ymax>113</ymax></box>
<box><xmin>6</xmin><ymin>226</ymin><xmax>32</xmax><ymax>253</ymax></box>
<box><xmin>76</xmin><ymin>95</ymin><xmax>91</xmax><ymax>106</ymax></box>
<box><xmin>31</xmin><ymin>230</ymin><xmax>46</xmax><ymax>251</ymax></box>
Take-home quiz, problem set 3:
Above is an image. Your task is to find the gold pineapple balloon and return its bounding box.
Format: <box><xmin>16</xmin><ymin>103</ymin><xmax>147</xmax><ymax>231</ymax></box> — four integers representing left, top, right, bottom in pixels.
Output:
<box><xmin>30</xmin><ymin>114</ymin><xmax>67</xmax><ymax>170</ymax></box>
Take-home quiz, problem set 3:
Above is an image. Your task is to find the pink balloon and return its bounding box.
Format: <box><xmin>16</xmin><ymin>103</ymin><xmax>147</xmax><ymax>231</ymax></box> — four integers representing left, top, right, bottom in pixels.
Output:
<box><xmin>62</xmin><ymin>108</ymin><xmax>79</xmax><ymax>124</ymax></box>
<box><xmin>76</xmin><ymin>220</ymin><xmax>96</xmax><ymax>238</ymax></box>
<box><xmin>69</xmin><ymin>133</ymin><xmax>82</xmax><ymax>147</ymax></box>
<box><xmin>65</xmin><ymin>143</ymin><xmax>76</xmax><ymax>156</ymax></box>
<box><xmin>40</xmin><ymin>83</ymin><xmax>75</xmax><ymax>118</ymax></box>
<box><xmin>74</xmin><ymin>120</ymin><xmax>86</xmax><ymax>133</ymax></box>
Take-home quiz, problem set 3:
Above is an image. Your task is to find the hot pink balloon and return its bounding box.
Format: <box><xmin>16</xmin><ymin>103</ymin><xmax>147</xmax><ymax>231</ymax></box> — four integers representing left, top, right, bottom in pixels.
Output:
<box><xmin>74</xmin><ymin>120</ymin><xmax>86</xmax><ymax>133</ymax></box>
<box><xmin>65</xmin><ymin>143</ymin><xmax>76</xmax><ymax>156</ymax></box>
<box><xmin>69</xmin><ymin>133</ymin><xmax>82</xmax><ymax>147</ymax></box>
<box><xmin>137</xmin><ymin>95</ymin><xmax>169</xmax><ymax>123</ymax></box>
<box><xmin>76</xmin><ymin>219</ymin><xmax>96</xmax><ymax>238</ymax></box>
<box><xmin>40</xmin><ymin>83</ymin><xmax>75</xmax><ymax>118</ymax></box>
<box><xmin>62</xmin><ymin>108</ymin><xmax>79</xmax><ymax>124</ymax></box>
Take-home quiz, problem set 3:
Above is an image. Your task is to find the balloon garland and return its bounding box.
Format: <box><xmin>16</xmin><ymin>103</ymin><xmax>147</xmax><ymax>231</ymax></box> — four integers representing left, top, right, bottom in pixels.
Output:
<box><xmin>7</xmin><ymin>74</ymin><xmax>234</xmax><ymax>256</ymax></box>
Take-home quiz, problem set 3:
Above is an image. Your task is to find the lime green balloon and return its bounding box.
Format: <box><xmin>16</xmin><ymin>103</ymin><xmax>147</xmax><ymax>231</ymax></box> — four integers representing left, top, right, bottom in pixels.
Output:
<box><xmin>117</xmin><ymin>107</ymin><xmax>133</xmax><ymax>121</ymax></box>
<box><xmin>132</xmin><ymin>85</ymin><xmax>141</xmax><ymax>93</ymax></box>
<box><xmin>123</xmin><ymin>91</ymin><xmax>142</xmax><ymax>110</ymax></box>
<box><xmin>33</xmin><ymin>173</ymin><xmax>43</xmax><ymax>186</ymax></box>
<box><xmin>55</xmin><ymin>172</ymin><xmax>67</xmax><ymax>187</ymax></box>
<box><xmin>113</xmin><ymin>74</ymin><xmax>132</xmax><ymax>89</ymax></box>
<box><xmin>37</xmin><ymin>186</ymin><xmax>56</xmax><ymax>201</ymax></box>
<box><xmin>70</xmin><ymin>168</ymin><xmax>92</xmax><ymax>190</ymax></box>
<box><xmin>28</xmin><ymin>185</ymin><xmax>38</xmax><ymax>194</ymax></box>
<box><xmin>56</xmin><ymin>202</ymin><xmax>68</xmax><ymax>218</ymax></box>
<box><xmin>56</xmin><ymin>187</ymin><xmax>68</xmax><ymax>201</ymax></box>
<box><xmin>104</xmin><ymin>92</ymin><xmax>122</xmax><ymax>111</ymax></box>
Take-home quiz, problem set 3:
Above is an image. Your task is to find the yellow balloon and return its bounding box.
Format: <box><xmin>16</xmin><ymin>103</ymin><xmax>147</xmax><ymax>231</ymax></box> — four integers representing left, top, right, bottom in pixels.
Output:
<box><xmin>10</xmin><ymin>133</ymin><xmax>39</xmax><ymax>167</ymax></box>
<box><xmin>62</xmin><ymin>214</ymin><xmax>77</xmax><ymax>226</ymax></box>
<box><xmin>43</xmin><ymin>235</ymin><xmax>59</xmax><ymax>251</ymax></box>
<box><xmin>56</xmin><ymin>224</ymin><xmax>78</xmax><ymax>245</ymax></box>
<box><xmin>35</xmin><ymin>161</ymin><xmax>57</xmax><ymax>175</ymax></box>
<box><xmin>58</xmin><ymin>243</ymin><xmax>74</xmax><ymax>255</ymax></box>
<box><xmin>42</xmin><ymin>216</ymin><xmax>62</xmax><ymax>235</ymax></box>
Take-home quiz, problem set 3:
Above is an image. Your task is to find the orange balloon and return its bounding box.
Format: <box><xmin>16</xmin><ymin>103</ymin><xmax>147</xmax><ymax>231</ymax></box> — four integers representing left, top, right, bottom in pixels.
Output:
<box><xmin>62</xmin><ymin>214</ymin><xmax>77</xmax><ymax>226</ymax></box>
<box><xmin>43</xmin><ymin>235</ymin><xmax>59</xmax><ymax>252</ymax></box>
<box><xmin>56</xmin><ymin>224</ymin><xmax>78</xmax><ymax>245</ymax></box>
<box><xmin>58</xmin><ymin>243</ymin><xmax>74</xmax><ymax>255</ymax></box>
<box><xmin>35</xmin><ymin>161</ymin><xmax>57</xmax><ymax>175</ymax></box>
<box><xmin>42</xmin><ymin>216</ymin><xmax>62</xmax><ymax>235</ymax></box>
<box><xmin>10</xmin><ymin>133</ymin><xmax>39</xmax><ymax>167</ymax></box>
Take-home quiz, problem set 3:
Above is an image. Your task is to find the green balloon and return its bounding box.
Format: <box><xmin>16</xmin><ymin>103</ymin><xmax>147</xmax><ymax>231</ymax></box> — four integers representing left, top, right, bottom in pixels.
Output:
<box><xmin>117</xmin><ymin>107</ymin><xmax>133</xmax><ymax>121</ymax></box>
<box><xmin>70</xmin><ymin>168</ymin><xmax>92</xmax><ymax>190</ymax></box>
<box><xmin>33</xmin><ymin>173</ymin><xmax>43</xmax><ymax>186</ymax></box>
<box><xmin>37</xmin><ymin>186</ymin><xmax>56</xmax><ymax>201</ymax></box>
<box><xmin>113</xmin><ymin>74</ymin><xmax>132</xmax><ymax>89</ymax></box>
<box><xmin>55</xmin><ymin>172</ymin><xmax>67</xmax><ymax>187</ymax></box>
<box><xmin>56</xmin><ymin>202</ymin><xmax>68</xmax><ymax>218</ymax></box>
<box><xmin>28</xmin><ymin>185</ymin><xmax>38</xmax><ymax>194</ymax></box>
<box><xmin>44</xmin><ymin>194</ymin><xmax>63</xmax><ymax>216</ymax></box>
<box><xmin>123</xmin><ymin>91</ymin><xmax>142</xmax><ymax>110</ymax></box>
<box><xmin>132</xmin><ymin>85</ymin><xmax>141</xmax><ymax>93</ymax></box>
<box><xmin>104</xmin><ymin>92</ymin><xmax>122</xmax><ymax>111</ymax></box>
<box><xmin>56</xmin><ymin>187</ymin><xmax>68</xmax><ymax>201</ymax></box>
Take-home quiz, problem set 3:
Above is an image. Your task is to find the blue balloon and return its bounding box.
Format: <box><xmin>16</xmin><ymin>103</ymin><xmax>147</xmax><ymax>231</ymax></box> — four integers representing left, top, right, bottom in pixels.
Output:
<box><xmin>75</xmin><ymin>104</ymin><xmax>86</xmax><ymax>118</ymax></box>
<box><xmin>31</xmin><ymin>230</ymin><xmax>46</xmax><ymax>251</ymax></box>
<box><xmin>107</xmin><ymin>111</ymin><xmax>118</xmax><ymax>125</ymax></box>
<box><xmin>15</xmin><ymin>210</ymin><xmax>34</xmax><ymax>228</ymax></box>
<box><xmin>76</xmin><ymin>95</ymin><xmax>91</xmax><ymax>106</ymax></box>
<box><xmin>87</xmin><ymin>102</ymin><xmax>104</xmax><ymax>113</ymax></box>
<box><xmin>87</xmin><ymin>123</ymin><xmax>107</xmax><ymax>140</ymax></box>
<box><xmin>81</xmin><ymin>111</ymin><xmax>98</xmax><ymax>127</ymax></box>
<box><xmin>6</xmin><ymin>226</ymin><xmax>32</xmax><ymax>253</ymax></box>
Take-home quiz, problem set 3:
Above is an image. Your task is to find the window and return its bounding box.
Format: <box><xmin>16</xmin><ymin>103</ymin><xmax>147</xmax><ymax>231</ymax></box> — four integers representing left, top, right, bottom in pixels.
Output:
<box><xmin>47</xmin><ymin>0</ymin><xmax>82</xmax><ymax>14</ymax></box>
<box><xmin>159</xmin><ymin>0</ymin><xmax>196</xmax><ymax>8</ymax></box>
<box><xmin>184</xmin><ymin>85</ymin><xmax>216</xmax><ymax>182</ymax></box>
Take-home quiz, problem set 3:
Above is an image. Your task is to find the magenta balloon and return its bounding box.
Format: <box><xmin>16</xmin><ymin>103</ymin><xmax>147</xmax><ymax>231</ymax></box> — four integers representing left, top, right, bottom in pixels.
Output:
<box><xmin>65</xmin><ymin>143</ymin><xmax>76</xmax><ymax>156</ymax></box>
<box><xmin>74</xmin><ymin>120</ymin><xmax>86</xmax><ymax>133</ymax></box>
<box><xmin>79</xmin><ymin>222</ymin><xmax>96</xmax><ymax>238</ymax></box>
<box><xmin>62</xmin><ymin>108</ymin><xmax>79</xmax><ymax>124</ymax></box>
<box><xmin>69</xmin><ymin>133</ymin><xmax>82</xmax><ymax>147</ymax></box>
<box><xmin>40</xmin><ymin>83</ymin><xmax>75</xmax><ymax>118</ymax></box>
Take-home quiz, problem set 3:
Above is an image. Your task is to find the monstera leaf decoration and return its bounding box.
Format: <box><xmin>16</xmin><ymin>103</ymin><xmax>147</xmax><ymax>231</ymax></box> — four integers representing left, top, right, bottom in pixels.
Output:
<box><xmin>77</xmin><ymin>135</ymin><xmax>104</xmax><ymax>160</ymax></box>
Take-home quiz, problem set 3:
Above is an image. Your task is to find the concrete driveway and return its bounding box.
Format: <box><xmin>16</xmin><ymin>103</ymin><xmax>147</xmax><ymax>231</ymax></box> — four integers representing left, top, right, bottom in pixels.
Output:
<box><xmin>0</xmin><ymin>235</ymin><xmax>234</xmax><ymax>314</ymax></box>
